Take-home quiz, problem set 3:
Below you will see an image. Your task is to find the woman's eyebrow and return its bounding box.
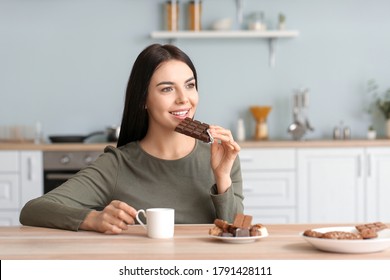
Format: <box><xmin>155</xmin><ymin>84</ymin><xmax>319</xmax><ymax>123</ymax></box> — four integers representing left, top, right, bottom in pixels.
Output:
<box><xmin>156</xmin><ymin>77</ymin><xmax>194</xmax><ymax>87</ymax></box>
<box><xmin>156</xmin><ymin>81</ymin><xmax>173</xmax><ymax>87</ymax></box>
<box><xmin>185</xmin><ymin>77</ymin><xmax>195</xmax><ymax>83</ymax></box>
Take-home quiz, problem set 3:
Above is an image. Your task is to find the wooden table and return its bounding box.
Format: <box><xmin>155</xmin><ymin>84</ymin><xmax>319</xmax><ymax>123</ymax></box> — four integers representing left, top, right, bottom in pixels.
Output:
<box><xmin>1</xmin><ymin>224</ymin><xmax>389</xmax><ymax>260</ymax></box>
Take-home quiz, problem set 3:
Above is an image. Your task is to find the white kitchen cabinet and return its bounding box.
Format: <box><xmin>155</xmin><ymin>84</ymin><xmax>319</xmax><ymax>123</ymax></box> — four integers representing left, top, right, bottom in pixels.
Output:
<box><xmin>20</xmin><ymin>151</ymin><xmax>43</xmax><ymax>206</ymax></box>
<box><xmin>0</xmin><ymin>150</ymin><xmax>43</xmax><ymax>225</ymax></box>
<box><xmin>0</xmin><ymin>174</ymin><xmax>19</xmax><ymax>209</ymax></box>
<box><xmin>365</xmin><ymin>147</ymin><xmax>390</xmax><ymax>222</ymax></box>
<box><xmin>297</xmin><ymin>148</ymin><xmax>365</xmax><ymax>223</ymax></box>
<box><xmin>240</xmin><ymin>148</ymin><xmax>297</xmax><ymax>223</ymax></box>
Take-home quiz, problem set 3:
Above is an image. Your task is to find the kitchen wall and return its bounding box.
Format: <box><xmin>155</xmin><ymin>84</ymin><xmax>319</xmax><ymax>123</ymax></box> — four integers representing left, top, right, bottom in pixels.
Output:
<box><xmin>1</xmin><ymin>0</ymin><xmax>390</xmax><ymax>141</ymax></box>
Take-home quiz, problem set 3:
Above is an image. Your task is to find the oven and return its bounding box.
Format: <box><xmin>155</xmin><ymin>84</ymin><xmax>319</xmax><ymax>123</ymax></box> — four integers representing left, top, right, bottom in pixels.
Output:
<box><xmin>43</xmin><ymin>151</ymin><xmax>102</xmax><ymax>193</ymax></box>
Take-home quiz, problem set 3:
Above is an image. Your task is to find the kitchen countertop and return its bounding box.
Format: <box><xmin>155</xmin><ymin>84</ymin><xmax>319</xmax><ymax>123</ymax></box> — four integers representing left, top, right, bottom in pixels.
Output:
<box><xmin>1</xmin><ymin>139</ymin><xmax>390</xmax><ymax>151</ymax></box>
<box><xmin>1</xmin><ymin>224</ymin><xmax>389</xmax><ymax>260</ymax></box>
<box><xmin>0</xmin><ymin>142</ymin><xmax>116</xmax><ymax>151</ymax></box>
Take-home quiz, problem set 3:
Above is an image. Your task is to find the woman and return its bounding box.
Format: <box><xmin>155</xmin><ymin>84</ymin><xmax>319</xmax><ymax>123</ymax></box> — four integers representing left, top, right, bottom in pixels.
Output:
<box><xmin>20</xmin><ymin>44</ymin><xmax>243</xmax><ymax>234</ymax></box>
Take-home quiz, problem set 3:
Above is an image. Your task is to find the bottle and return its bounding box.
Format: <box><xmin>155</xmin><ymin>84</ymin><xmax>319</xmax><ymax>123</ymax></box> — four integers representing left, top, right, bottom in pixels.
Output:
<box><xmin>333</xmin><ymin>127</ymin><xmax>341</xmax><ymax>140</ymax></box>
<box><xmin>237</xmin><ymin>118</ymin><xmax>245</xmax><ymax>142</ymax></box>
<box><xmin>188</xmin><ymin>1</ymin><xmax>202</xmax><ymax>31</ymax></box>
<box><xmin>166</xmin><ymin>1</ymin><xmax>179</xmax><ymax>31</ymax></box>
<box><xmin>343</xmin><ymin>127</ymin><xmax>351</xmax><ymax>140</ymax></box>
<box><xmin>34</xmin><ymin>121</ymin><xmax>42</xmax><ymax>144</ymax></box>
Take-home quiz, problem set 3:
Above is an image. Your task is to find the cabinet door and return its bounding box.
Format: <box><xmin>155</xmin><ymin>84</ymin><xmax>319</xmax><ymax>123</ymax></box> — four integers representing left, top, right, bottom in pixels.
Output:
<box><xmin>0</xmin><ymin>151</ymin><xmax>19</xmax><ymax>172</ymax></box>
<box><xmin>243</xmin><ymin>171</ymin><xmax>296</xmax><ymax>207</ymax></box>
<box><xmin>20</xmin><ymin>151</ymin><xmax>43</xmax><ymax>206</ymax></box>
<box><xmin>242</xmin><ymin>171</ymin><xmax>296</xmax><ymax>223</ymax></box>
<box><xmin>366</xmin><ymin>147</ymin><xmax>390</xmax><ymax>221</ymax></box>
<box><xmin>0</xmin><ymin>174</ymin><xmax>20</xmax><ymax>209</ymax></box>
<box><xmin>240</xmin><ymin>148</ymin><xmax>295</xmax><ymax>170</ymax></box>
<box><xmin>244</xmin><ymin>208</ymin><xmax>296</xmax><ymax>224</ymax></box>
<box><xmin>0</xmin><ymin>211</ymin><xmax>20</xmax><ymax>226</ymax></box>
<box><xmin>297</xmin><ymin>148</ymin><xmax>365</xmax><ymax>223</ymax></box>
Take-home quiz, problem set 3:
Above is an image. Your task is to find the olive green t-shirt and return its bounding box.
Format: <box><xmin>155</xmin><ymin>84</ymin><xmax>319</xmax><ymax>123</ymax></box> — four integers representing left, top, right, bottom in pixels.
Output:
<box><xmin>20</xmin><ymin>141</ymin><xmax>244</xmax><ymax>231</ymax></box>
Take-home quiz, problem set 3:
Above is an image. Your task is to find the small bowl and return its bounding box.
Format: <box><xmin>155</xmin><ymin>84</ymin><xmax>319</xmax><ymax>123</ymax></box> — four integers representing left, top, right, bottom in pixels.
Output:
<box><xmin>211</xmin><ymin>18</ymin><xmax>233</xmax><ymax>31</ymax></box>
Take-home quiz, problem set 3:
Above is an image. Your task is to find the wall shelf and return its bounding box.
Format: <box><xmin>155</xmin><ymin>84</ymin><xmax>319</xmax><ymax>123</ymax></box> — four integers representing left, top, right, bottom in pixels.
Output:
<box><xmin>150</xmin><ymin>30</ymin><xmax>299</xmax><ymax>39</ymax></box>
<box><xmin>150</xmin><ymin>30</ymin><xmax>299</xmax><ymax>67</ymax></box>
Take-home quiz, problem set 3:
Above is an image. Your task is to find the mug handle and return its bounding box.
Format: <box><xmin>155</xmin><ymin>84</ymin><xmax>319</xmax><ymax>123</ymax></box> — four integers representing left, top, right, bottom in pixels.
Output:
<box><xmin>136</xmin><ymin>209</ymin><xmax>147</xmax><ymax>230</ymax></box>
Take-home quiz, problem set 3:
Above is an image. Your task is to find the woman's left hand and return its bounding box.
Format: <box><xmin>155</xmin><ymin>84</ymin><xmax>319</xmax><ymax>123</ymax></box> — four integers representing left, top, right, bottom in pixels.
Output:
<box><xmin>208</xmin><ymin>125</ymin><xmax>241</xmax><ymax>194</ymax></box>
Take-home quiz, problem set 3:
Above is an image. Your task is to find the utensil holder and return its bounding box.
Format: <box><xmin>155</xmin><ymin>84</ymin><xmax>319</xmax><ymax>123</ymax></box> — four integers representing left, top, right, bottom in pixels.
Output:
<box><xmin>250</xmin><ymin>106</ymin><xmax>272</xmax><ymax>140</ymax></box>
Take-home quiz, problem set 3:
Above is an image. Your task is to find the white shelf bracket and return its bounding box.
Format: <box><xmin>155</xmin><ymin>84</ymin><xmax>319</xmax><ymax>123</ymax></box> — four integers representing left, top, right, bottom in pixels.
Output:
<box><xmin>235</xmin><ymin>0</ymin><xmax>244</xmax><ymax>28</ymax></box>
<box><xmin>269</xmin><ymin>38</ymin><xmax>277</xmax><ymax>68</ymax></box>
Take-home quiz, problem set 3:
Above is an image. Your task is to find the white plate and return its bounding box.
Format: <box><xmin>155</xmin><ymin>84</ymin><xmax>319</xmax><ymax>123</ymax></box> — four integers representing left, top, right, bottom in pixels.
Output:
<box><xmin>210</xmin><ymin>232</ymin><xmax>268</xmax><ymax>244</ymax></box>
<box><xmin>301</xmin><ymin>226</ymin><xmax>390</xmax><ymax>253</ymax></box>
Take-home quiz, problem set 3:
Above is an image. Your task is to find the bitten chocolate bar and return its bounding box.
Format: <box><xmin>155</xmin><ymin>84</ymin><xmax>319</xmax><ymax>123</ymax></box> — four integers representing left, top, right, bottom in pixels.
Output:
<box><xmin>174</xmin><ymin>117</ymin><xmax>214</xmax><ymax>143</ymax></box>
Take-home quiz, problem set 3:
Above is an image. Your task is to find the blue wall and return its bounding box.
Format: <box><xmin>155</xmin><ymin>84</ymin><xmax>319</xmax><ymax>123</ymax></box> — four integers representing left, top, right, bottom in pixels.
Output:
<box><xmin>1</xmin><ymin>0</ymin><xmax>390</xmax><ymax>141</ymax></box>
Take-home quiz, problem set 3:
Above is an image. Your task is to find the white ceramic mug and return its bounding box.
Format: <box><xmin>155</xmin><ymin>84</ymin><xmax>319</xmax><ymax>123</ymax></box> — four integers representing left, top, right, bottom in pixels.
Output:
<box><xmin>136</xmin><ymin>208</ymin><xmax>175</xmax><ymax>239</ymax></box>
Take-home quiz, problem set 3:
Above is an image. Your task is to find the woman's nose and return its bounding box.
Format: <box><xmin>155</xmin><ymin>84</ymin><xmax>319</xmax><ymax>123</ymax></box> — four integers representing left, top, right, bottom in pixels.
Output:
<box><xmin>175</xmin><ymin>89</ymin><xmax>189</xmax><ymax>104</ymax></box>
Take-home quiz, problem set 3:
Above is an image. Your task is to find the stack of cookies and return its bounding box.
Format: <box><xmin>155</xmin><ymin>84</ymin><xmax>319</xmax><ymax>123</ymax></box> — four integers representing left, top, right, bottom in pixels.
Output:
<box><xmin>209</xmin><ymin>214</ymin><xmax>268</xmax><ymax>238</ymax></box>
<box><xmin>303</xmin><ymin>222</ymin><xmax>388</xmax><ymax>240</ymax></box>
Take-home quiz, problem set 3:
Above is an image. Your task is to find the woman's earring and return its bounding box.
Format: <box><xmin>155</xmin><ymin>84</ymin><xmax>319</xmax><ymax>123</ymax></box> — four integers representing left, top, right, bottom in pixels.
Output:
<box><xmin>144</xmin><ymin>105</ymin><xmax>148</xmax><ymax>110</ymax></box>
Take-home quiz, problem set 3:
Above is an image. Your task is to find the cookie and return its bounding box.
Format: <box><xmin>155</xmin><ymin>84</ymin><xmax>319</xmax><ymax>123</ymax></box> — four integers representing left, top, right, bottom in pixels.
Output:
<box><xmin>209</xmin><ymin>226</ymin><xmax>223</xmax><ymax>236</ymax></box>
<box><xmin>303</xmin><ymin>229</ymin><xmax>324</xmax><ymax>238</ymax></box>
<box><xmin>214</xmin><ymin>219</ymin><xmax>230</xmax><ymax>231</ymax></box>
<box><xmin>250</xmin><ymin>224</ymin><xmax>268</xmax><ymax>237</ymax></box>
<box><xmin>322</xmin><ymin>231</ymin><xmax>363</xmax><ymax>240</ymax></box>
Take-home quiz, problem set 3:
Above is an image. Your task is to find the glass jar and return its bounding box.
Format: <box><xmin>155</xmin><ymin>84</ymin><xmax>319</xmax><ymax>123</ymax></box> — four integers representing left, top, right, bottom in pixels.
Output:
<box><xmin>188</xmin><ymin>1</ymin><xmax>202</xmax><ymax>31</ymax></box>
<box><xmin>248</xmin><ymin>12</ymin><xmax>265</xmax><ymax>31</ymax></box>
<box><xmin>166</xmin><ymin>1</ymin><xmax>179</xmax><ymax>31</ymax></box>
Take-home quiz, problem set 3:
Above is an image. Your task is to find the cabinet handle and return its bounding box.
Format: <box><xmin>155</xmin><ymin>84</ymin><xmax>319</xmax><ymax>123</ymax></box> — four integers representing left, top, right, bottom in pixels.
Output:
<box><xmin>27</xmin><ymin>157</ymin><xmax>32</xmax><ymax>181</ymax></box>
<box><xmin>367</xmin><ymin>154</ymin><xmax>371</xmax><ymax>177</ymax></box>
<box><xmin>240</xmin><ymin>157</ymin><xmax>254</xmax><ymax>163</ymax></box>
<box><xmin>357</xmin><ymin>156</ymin><xmax>362</xmax><ymax>178</ymax></box>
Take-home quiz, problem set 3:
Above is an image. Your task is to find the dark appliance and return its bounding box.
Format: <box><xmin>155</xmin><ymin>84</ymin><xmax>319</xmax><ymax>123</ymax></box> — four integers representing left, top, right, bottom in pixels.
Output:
<box><xmin>43</xmin><ymin>151</ymin><xmax>102</xmax><ymax>193</ymax></box>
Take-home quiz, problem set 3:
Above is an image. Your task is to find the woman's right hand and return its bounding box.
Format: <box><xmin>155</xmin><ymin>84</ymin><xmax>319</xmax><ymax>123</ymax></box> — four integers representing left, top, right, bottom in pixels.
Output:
<box><xmin>79</xmin><ymin>200</ymin><xmax>138</xmax><ymax>234</ymax></box>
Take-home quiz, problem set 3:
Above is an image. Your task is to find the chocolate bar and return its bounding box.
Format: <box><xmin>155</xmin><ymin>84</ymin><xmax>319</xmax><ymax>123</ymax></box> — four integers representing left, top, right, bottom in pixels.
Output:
<box><xmin>175</xmin><ymin>117</ymin><xmax>213</xmax><ymax>143</ymax></box>
<box><xmin>356</xmin><ymin>222</ymin><xmax>388</xmax><ymax>232</ymax></box>
<box><xmin>233</xmin><ymin>214</ymin><xmax>253</xmax><ymax>228</ymax></box>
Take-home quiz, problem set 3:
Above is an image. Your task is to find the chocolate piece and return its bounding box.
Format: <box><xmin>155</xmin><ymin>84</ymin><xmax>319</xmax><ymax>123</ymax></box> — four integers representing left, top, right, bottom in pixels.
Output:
<box><xmin>214</xmin><ymin>219</ymin><xmax>229</xmax><ymax>231</ymax></box>
<box><xmin>233</xmin><ymin>214</ymin><xmax>245</xmax><ymax>227</ymax></box>
<box><xmin>175</xmin><ymin>117</ymin><xmax>213</xmax><ymax>143</ymax></box>
<box><xmin>210</xmin><ymin>213</ymin><xmax>269</xmax><ymax>239</ymax></box>
<box><xmin>359</xmin><ymin>228</ymin><xmax>378</xmax><ymax>239</ymax></box>
<box><xmin>356</xmin><ymin>222</ymin><xmax>388</xmax><ymax>233</ymax></box>
<box><xmin>242</xmin><ymin>215</ymin><xmax>253</xmax><ymax>228</ymax></box>
<box><xmin>235</xmin><ymin>228</ymin><xmax>250</xmax><ymax>237</ymax></box>
<box><xmin>227</xmin><ymin>225</ymin><xmax>239</xmax><ymax>235</ymax></box>
<box><xmin>233</xmin><ymin>214</ymin><xmax>253</xmax><ymax>228</ymax></box>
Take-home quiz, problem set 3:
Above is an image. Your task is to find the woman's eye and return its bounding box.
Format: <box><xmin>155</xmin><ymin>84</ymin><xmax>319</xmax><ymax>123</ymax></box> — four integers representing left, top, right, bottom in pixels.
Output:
<box><xmin>161</xmin><ymin>86</ymin><xmax>173</xmax><ymax>93</ymax></box>
<box><xmin>186</xmin><ymin>82</ymin><xmax>195</xmax><ymax>89</ymax></box>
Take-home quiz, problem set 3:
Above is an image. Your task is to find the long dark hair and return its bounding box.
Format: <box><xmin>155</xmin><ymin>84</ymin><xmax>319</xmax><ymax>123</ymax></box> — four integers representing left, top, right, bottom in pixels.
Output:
<box><xmin>117</xmin><ymin>44</ymin><xmax>198</xmax><ymax>147</ymax></box>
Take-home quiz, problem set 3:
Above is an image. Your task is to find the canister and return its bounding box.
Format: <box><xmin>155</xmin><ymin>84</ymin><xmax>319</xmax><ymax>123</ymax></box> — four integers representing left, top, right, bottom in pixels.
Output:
<box><xmin>188</xmin><ymin>0</ymin><xmax>202</xmax><ymax>31</ymax></box>
<box><xmin>166</xmin><ymin>1</ymin><xmax>179</xmax><ymax>31</ymax></box>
